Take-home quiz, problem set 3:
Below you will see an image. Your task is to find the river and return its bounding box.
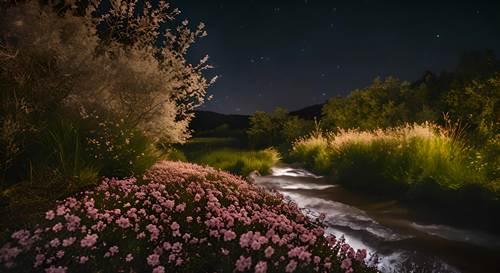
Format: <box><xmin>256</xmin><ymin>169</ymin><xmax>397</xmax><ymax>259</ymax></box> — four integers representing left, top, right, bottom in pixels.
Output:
<box><xmin>253</xmin><ymin>165</ymin><xmax>500</xmax><ymax>273</ymax></box>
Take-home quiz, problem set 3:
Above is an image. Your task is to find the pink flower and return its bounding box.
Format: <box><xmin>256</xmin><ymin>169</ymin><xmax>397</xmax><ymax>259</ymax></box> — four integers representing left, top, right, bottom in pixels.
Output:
<box><xmin>235</xmin><ymin>255</ymin><xmax>252</xmax><ymax>272</ymax></box>
<box><xmin>0</xmin><ymin>245</ymin><xmax>21</xmax><ymax>262</ymax></box>
<box><xmin>79</xmin><ymin>256</ymin><xmax>89</xmax><ymax>264</ymax></box>
<box><xmin>125</xmin><ymin>253</ymin><xmax>134</xmax><ymax>262</ymax></box>
<box><xmin>147</xmin><ymin>254</ymin><xmax>160</xmax><ymax>266</ymax></box>
<box><xmin>255</xmin><ymin>261</ymin><xmax>267</xmax><ymax>273</ymax></box>
<box><xmin>164</xmin><ymin>200</ymin><xmax>175</xmax><ymax>209</ymax></box>
<box><xmin>62</xmin><ymin>237</ymin><xmax>76</xmax><ymax>247</ymax></box>
<box><xmin>116</xmin><ymin>217</ymin><xmax>131</xmax><ymax>229</ymax></box>
<box><xmin>105</xmin><ymin>245</ymin><xmax>119</xmax><ymax>257</ymax></box>
<box><xmin>80</xmin><ymin>234</ymin><xmax>98</xmax><ymax>248</ymax></box>
<box><xmin>341</xmin><ymin>258</ymin><xmax>352</xmax><ymax>270</ymax></box>
<box><xmin>239</xmin><ymin>231</ymin><xmax>253</xmax><ymax>248</ymax></box>
<box><xmin>52</xmin><ymin>223</ymin><xmax>63</xmax><ymax>232</ymax></box>
<box><xmin>33</xmin><ymin>254</ymin><xmax>45</xmax><ymax>268</ymax></box>
<box><xmin>264</xmin><ymin>246</ymin><xmax>274</xmax><ymax>258</ymax></box>
<box><xmin>56</xmin><ymin>250</ymin><xmax>65</xmax><ymax>258</ymax></box>
<box><xmin>45</xmin><ymin>210</ymin><xmax>55</xmax><ymax>220</ymax></box>
<box><xmin>194</xmin><ymin>194</ymin><xmax>201</xmax><ymax>202</ymax></box>
<box><xmin>285</xmin><ymin>260</ymin><xmax>297</xmax><ymax>272</ymax></box>
<box><xmin>153</xmin><ymin>266</ymin><xmax>165</xmax><ymax>273</ymax></box>
<box><xmin>44</xmin><ymin>265</ymin><xmax>67</xmax><ymax>273</ymax></box>
<box><xmin>56</xmin><ymin>205</ymin><xmax>66</xmax><ymax>216</ymax></box>
<box><xmin>175</xmin><ymin>203</ymin><xmax>186</xmax><ymax>212</ymax></box>
<box><xmin>146</xmin><ymin>224</ymin><xmax>160</xmax><ymax>241</ymax></box>
<box><xmin>223</xmin><ymin>230</ymin><xmax>236</xmax><ymax>241</ymax></box>
<box><xmin>313</xmin><ymin>256</ymin><xmax>321</xmax><ymax>264</ymax></box>
<box><xmin>170</xmin><ymin>222</ymin><xmax>180</xmax><ymax>231</ymax></box>
<box><xmin>49</xmin><ymin>238</ymin><xmax>60</xmax><ymax>248</ymax></box>
<box><xmin>355</xmin><ymin>249</ymin><xmax>367</xmax><ymax>262</ymax></box>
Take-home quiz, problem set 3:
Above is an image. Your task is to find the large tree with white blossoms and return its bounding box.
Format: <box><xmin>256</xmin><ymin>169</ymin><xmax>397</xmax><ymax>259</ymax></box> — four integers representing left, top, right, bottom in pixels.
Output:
<box><xmin>0</xmin><ymin>0</ymin><xmax>214</xmax><ymax>143</ymax></box>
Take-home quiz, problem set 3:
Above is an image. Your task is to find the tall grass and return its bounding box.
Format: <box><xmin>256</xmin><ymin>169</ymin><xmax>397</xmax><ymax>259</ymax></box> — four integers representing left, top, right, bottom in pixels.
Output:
<box><xmin>291</xmin><ymin>123</ymin><xmax>493</xmax><ymax>200</ymax></box>
<box><xmin>194</xmin><ymin>148</ymin><xmax>280</xmax><ymax>176</ymax></box>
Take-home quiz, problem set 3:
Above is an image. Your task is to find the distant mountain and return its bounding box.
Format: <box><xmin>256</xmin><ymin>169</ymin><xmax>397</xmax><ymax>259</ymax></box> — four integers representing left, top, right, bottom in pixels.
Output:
<box><xmin>190</xmin><ymin>110</ymin><xmax>250</xmax><ymax>131</ymax></box>
<box><xmin>190</xmin><ymin>104</ymin><xmax>324</xmax><ymax>132</ymax></box>
<box><xmin>290</xmin><ymin>103</ymin><xmax>323</xmax><ymax>120</ymax></box>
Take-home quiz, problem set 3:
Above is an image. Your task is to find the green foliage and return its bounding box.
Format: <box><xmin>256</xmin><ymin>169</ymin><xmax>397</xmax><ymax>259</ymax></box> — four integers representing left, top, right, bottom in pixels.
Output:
<box><xmin>444</xmin><ymin>73</ymin><xmax>500</xmax><ymax>143</ymax></box>
<box><xmin>321</xmin><ymin>77</ymin><xmax>436</xmax><ymax>130</ymax></box>
<box><xmin>247</xmin><ymin>108</ymin><xmax>313</xmax><ymax>151</ymax></box>
<box><xmin>40</xmin><ymin>117</ymin><xmax>99</xmax><ymax>192</ymax></box>
<box><xmin>165</xmin><ymin>148</ymin><xmax>188</xmax><ymax>162</ymax></box>
<box><xmin>291</xmin><ymin>124</ymin><xmax>495</xmax><ymax>202</ymax></box>
<box><xmin>321</xmin><ymin>60</ymin><xmax>499</xmax><ymax>151</ymax></box>
<box><xmin>289</xmin><ymin>133</ymin><xmax>331</xmax><ymax>174</ymax></box>
<box><xmin>193</xmin><ymin>148</ymin><xmax>280</xmax><ymax>176</ymax></box>
<box><xmin>81</xmin><ymin>113</ymin><xmax>161</xmax><ymax>178</ymax></box>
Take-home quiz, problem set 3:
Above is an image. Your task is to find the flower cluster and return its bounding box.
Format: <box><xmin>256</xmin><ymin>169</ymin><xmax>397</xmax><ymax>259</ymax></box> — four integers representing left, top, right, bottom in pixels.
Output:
<box><xmin>0</xmin><ymin>161</ymin><xmax>377</xmax><ymax>273</ymax></box>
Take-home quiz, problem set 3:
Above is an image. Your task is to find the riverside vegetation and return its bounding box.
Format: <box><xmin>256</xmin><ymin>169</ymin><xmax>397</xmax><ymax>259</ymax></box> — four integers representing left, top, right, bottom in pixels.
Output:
<box><xmin>246</xmin><ymin>60</ymin><xmax>499</xmax><ymax>230</ymax></box>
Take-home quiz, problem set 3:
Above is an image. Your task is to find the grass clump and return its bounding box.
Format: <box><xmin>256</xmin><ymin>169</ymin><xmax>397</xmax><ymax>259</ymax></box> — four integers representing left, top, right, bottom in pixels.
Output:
<box><xmin>291</xmin><ymin>123</ymin><xmax>495</xmax><ymax>201</ymax></box>
<box><xmin>194</xmin><ymin>148</ymin><xmax>280</xmax><ymax>176</ymax></box>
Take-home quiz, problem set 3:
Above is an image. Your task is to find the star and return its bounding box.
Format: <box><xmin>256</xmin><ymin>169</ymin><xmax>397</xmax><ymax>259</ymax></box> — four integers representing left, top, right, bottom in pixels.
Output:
<box><xmin>436</xmin><ymin>34</ymin><xmax>440</xmax><ymax>38</ymax></box>
<box><xmin>274</xmin><ymin>7</ymin><xmax>280</xmax><ymax>12</ymax></box>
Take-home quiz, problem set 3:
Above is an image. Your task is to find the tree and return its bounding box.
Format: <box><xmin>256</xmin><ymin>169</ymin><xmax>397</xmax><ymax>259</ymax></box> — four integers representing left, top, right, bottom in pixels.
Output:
<box><xmin>0</xmin><ymin>0</ymin><xmax>215</xmax><ymax>182</ymax></box>
<box><xmin>247</xmin><ymin>108</ymin><xmax>312</xmax><ymax>150</ymax></box>
<box><xmin>0</xmin><ymin>0</ymin><xmax>215</xmax><ymax>143</ymax></box>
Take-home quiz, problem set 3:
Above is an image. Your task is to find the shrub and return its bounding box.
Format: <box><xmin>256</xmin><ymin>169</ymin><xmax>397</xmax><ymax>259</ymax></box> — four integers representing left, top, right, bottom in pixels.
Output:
<box><xmin>0</xmin><ymin>0</ymin><xmax>215</xmax><ymax>185</ymax></box>
<box><xmin>247</xmin><ymin>108</ymin><xmax>312</xmax><ymax>151</ymax></box>
<box><xmin>0</xmin><ymin>161</ymin><xmax>377</xmax><ymax>273</ymax></box>
<box><xmin>164</xmin><ymin>148</ymin><xmax>188</xmax><ymax>162</ymax></box>
<box><xmin>194</xmin><ymin>148</ymin><xmax>280</xmax><ymax>176</ymax></box>
<box><xmin>290</xmin><ymin>134</ymin><xmax>331</xmax><ymax>174</ymax></box>
<box><xmin>80</xmin><ymin>112</ymin><xmax>161</xmax><ymax>178</ymax></box>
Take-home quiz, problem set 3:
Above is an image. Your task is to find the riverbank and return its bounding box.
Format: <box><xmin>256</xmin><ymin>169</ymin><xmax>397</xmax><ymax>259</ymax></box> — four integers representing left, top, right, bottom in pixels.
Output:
<box><xmin>289</xmin><ymin>124</ymin><xmax>500</xmax><ymax>232</ymax></box>
<box><xmin>255</xmin><ymin>165</ymin><xmax>500</xmax><ymax>273</ymax></box>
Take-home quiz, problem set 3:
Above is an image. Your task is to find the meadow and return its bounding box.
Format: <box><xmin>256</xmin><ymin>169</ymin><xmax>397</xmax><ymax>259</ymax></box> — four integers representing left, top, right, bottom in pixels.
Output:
<box><xmin>176</xmin><ymin>137</ymin><xmax>280</xmax><ymax>177</ymax></box>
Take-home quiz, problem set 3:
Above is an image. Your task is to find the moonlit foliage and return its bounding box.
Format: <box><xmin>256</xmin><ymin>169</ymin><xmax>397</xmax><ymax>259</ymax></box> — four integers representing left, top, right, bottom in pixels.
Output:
<box><xmin>0</xmin><ymin>162</ymin><xmax>376</xmax><ymax>273</ymax></box>
<box><xmin>0</xmin><ymin>0</ymin><xmax>215</xmax><ymax>144</ymax></box>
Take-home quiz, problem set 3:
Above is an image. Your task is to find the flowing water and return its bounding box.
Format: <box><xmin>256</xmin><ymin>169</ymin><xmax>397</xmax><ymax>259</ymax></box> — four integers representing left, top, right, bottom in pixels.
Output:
<box><xmin>253</xmin><ymin>165</ymin><xmax>500</xmax><ymax>273</ymax></box>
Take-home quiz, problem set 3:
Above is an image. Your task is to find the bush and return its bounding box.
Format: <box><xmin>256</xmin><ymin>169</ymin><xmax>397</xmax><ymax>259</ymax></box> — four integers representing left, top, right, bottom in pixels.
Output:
<box><xmin>80</xmin><ymin>113</ymin><xmax>161</xmax><ymax>178</ymax></box>
<box><xmin>247</xmin><ymin>108</ymin><xmax>312</xmax><ymax>151</ymax></box>
<box><xmin>194</xmin><ymin>148</ymin><xmax>280</xmax><ymax>176</ymax></box>
<box><xmin>0</xmin><ymin>161</ymin><xmax>377</xmax><ymax>273</ymax></box>
<box><xmin>289</xmin><ymin>134</ymin><xmax>331</xmax><ymax>174</ymax></box>
<box><xmin>291</xmin><ymin>123</ymin><xmax>493</xmax><ymax>199</ymax></box>
<box><xmin>164</xmin><ymin>148</ymin><xmax>188</xmax><ymax>162</ymax></box>
<box><xmin>0</xmin><ymin>0</ymin><xmax>214</xmax><ymax>144</ymax></box>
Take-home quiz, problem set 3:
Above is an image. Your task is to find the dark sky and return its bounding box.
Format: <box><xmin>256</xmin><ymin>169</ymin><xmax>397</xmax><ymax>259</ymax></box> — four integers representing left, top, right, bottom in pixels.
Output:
<box><xmin>170</xmin><ymin>0</ymin><xmax>500</xmax><ymax>115</ymax></box>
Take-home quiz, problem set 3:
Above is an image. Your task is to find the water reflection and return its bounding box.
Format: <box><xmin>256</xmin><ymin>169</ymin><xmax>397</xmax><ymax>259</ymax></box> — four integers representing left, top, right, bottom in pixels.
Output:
<box><xmin>254</xmin><ymin>165</ymin><xmax>500</xmax><ymax>273</ymax></box>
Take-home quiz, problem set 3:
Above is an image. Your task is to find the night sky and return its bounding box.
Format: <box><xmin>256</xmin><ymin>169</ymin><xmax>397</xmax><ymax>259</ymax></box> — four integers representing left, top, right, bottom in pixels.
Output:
<box><xmin>170</xmin><ymin>0</ymin><xmax>500</xmax><ymax>115</ymax></box>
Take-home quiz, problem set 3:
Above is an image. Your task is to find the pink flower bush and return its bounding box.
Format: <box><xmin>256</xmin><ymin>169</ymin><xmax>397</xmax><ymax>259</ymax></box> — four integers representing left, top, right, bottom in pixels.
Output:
<box><xmin>0</xmin><ymin>161</ymin><xmax>377</xmax><ymax>272</ymax></box>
